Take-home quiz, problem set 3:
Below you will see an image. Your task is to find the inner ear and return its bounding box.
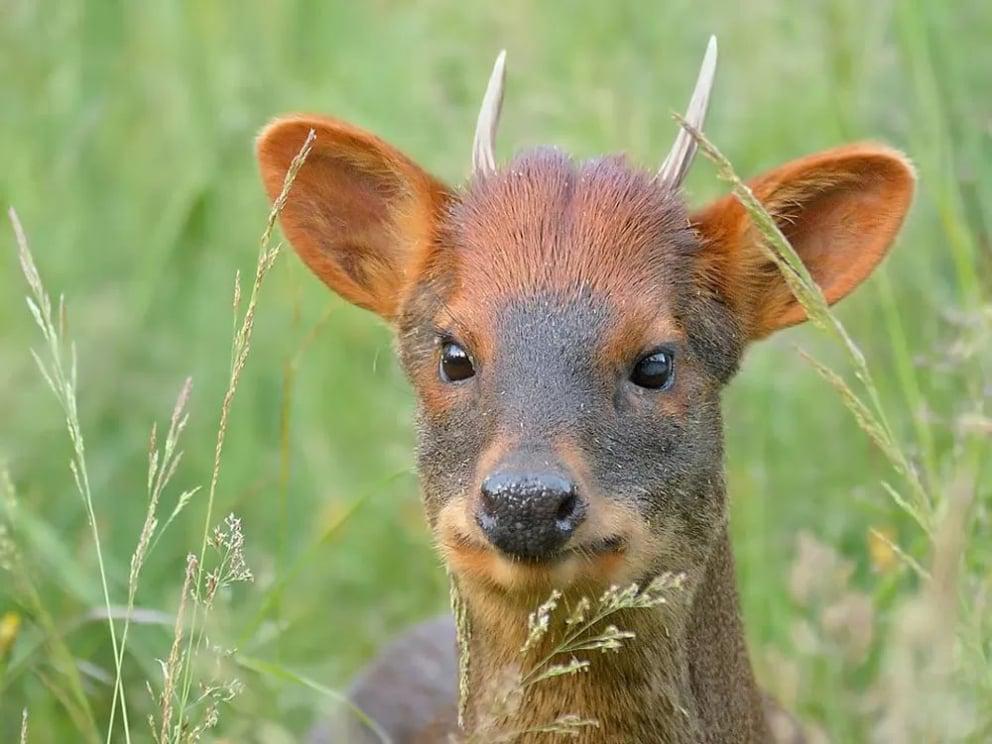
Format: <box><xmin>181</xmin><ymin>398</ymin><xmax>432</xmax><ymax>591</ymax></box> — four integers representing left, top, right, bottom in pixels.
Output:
<box><xmin>692</xmin><ymin>144</ymin><xmax>915</xmax><ymax>338</ymax></box>
<box><xmin>256</xmin><ymin>116</ymin><xmax>451</xmax><ymax>319</ymax></box>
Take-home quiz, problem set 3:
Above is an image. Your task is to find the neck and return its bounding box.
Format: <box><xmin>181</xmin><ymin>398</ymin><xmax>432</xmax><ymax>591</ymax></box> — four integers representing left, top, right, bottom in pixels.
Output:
<box><xmin>456</xmin><ymin>526</ymin><xmax>768</xmax><ymax>743</ymax></box>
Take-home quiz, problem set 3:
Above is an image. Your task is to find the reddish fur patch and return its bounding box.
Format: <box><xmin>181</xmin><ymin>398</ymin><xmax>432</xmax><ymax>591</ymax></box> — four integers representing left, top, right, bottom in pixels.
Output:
<box><xmin>446</xmin><ymin>148</ymin><xmax>694</xmax><ymax>303</ymax></box>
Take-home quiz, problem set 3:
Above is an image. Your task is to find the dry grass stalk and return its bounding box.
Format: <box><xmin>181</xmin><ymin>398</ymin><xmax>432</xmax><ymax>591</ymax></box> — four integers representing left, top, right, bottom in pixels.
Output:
<box><xmin>107</xmin><ymin>378</ymin><xmax>195</xmax><ymax>740</ymax></box>
<box><xmin>5</xmin><ymin>130</ymin><xmax>310</xmax><ymax>742</ymax></box>
<box><xmin>676</xmin><ymin>116</ymin><xmax>933</xmax><ymax>533</ymax></box>
<box><xmin>677</xmin><ymin>120</ymin><xmax>991</xmax><ymax>737</ymax></box>
<box><xmin>170</xmin><ymin>127</ymin><xmax>316</xmax><ymax>735</ymax></box>
<box><xmin>157</xmin><ymin>553</ymin><xmax>197</xmax><ymax>743</ymax></box>
<box><xmin>8</xmin><ymin>207</ymin><xmax>131</xmax><ymax>741</ymax></box>
<box><xmin>463</xmin><ymin>573</ymin><xmax>684</xmax><ymax>742</ymax></box>
<box><xmin>449</xmin><ymin>573</ymin><xmax>472</xmax><ymax>729</ymax></box>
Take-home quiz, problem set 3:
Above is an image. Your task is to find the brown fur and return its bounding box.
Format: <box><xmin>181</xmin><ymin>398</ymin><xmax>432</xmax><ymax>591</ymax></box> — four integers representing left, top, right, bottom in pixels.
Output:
<box><xmin>256</xmin><ymin>113</ymin><xmax>914</xmax><ymax>743</ymax></box>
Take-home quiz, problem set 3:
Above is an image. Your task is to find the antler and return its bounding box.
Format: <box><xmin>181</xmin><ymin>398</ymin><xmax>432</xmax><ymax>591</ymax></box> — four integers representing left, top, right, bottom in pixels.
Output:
<box><xmin>657</xmin><ymin>35</ymin><xmax>718</xmax><ymax>189</ymax></box>
<box><xmin>472</xmin><ymin>50</ymin><xmax>507</xmax><ymax>176</ymax></box>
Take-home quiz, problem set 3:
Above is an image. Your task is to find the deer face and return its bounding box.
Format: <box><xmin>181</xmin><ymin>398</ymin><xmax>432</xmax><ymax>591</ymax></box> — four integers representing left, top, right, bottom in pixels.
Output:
<box><xmin>256</xmin><ymin>43</ymin><xmax>914</xmax><ymax>599</ymax></box>
<box><xmin>399</xmin><ymin>149</ymin><xmax>737</xmax><ymax>594</ymax></box>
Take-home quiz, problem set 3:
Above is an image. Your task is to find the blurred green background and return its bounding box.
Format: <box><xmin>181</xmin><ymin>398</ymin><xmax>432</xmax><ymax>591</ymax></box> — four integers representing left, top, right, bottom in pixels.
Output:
<box><xmin>1</xmin><ymin>0</ymin><xmax>989</xmax><ymax>741</ymax></box>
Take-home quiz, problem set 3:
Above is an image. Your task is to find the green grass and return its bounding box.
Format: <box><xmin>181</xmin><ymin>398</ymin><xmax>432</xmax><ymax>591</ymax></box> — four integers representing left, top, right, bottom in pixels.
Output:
<box><xmin>1</xmin><ymin>0</ymin><xmax>990</xmax><ymax>741</ymax></box>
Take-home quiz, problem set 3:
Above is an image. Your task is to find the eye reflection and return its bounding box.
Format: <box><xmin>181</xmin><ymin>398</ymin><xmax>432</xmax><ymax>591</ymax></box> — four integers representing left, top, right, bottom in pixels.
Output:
<box><xmin>630</xmin><ymin>350</ymin><xmax>675</xmax><ymax>390</ymax></box>
<box><xmin>439</xmin><ymin>341</ymin><xmax>475</xmax><ymax>382</ymax></box>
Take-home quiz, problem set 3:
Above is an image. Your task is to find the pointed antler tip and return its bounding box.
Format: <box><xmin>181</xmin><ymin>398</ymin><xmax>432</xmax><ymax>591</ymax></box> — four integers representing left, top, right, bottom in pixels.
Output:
<box><xmin>472</xmin><ymin>49</ymin><xmax>509</xmax><ymax>176</ymax></box>
<box><xmin>703</xmin><ymin>35</ymin><xmax>718</xmax><ymax>71</ymax></box>
<box><xmin>657</xmin><ymin>35</ymin><xmax>720</xmax><ymax>188</ymax></box>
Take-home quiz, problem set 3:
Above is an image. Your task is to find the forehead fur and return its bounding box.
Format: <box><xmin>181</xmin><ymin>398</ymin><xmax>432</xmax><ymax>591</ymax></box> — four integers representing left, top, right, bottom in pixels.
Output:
<box><xmin>444</xmin><ymin>147</ymin><xmax>698</xmax><ymax>304</ymax></box>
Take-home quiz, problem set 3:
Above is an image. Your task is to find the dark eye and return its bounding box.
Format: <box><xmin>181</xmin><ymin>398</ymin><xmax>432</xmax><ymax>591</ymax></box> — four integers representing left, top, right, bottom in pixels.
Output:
<box><xmin>439</xmin><ymin>341</ymin><xmax>475</xmax><ymax>383</ymax></box>
<box><xmin>630</xmin><ymin>350</ymin><xmax>675</xmax><ymax>390</ymax></box>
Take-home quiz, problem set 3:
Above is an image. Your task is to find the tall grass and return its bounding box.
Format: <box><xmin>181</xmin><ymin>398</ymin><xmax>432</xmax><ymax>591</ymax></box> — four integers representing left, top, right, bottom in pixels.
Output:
<box><xmin>168</xmin><ymin>127</ymin><xmax>316</xmax><ymax>741</ymax></box>
<box><xmin>682</xmin><ymin>121</ymin><xmax>990</xmax><ymax>739</ymax></box>
<box><xmin>3</xmin><ymin>129</ymin><xmax>315</xmax><ymax>741</ymax></box>
<box><xmin>7</xmin><ymin>209</ymin><xmax>122</xmax><ymax>743</ymax></box>
<box><xmin>10</xmin><ymin>207</ymin><xmax>131</xmax><ymax>740</ymax></box>
<box><xmin>1</xmin><ymin>469</ymin><xmax>99</xmax><ymax>740</ymax></box>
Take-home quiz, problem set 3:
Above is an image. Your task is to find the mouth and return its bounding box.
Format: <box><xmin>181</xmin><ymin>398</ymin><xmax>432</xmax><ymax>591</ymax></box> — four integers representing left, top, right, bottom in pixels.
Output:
<box><xmin>449</xmin><ymin>531</ymin><xmax>626</xmax><ymax>563</ymax></box>
<box><xmin>442</xmin><ymin>530</ymin><xmax>631</xmax><ymax>592</ymax></box>
<box><xmin>532</xmin><ymin>535</ymin><xmax>627</xmax><ymax>564</ymax></box>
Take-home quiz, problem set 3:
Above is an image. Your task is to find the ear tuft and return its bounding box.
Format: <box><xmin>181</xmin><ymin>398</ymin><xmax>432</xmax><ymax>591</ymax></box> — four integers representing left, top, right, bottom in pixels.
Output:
<box><xmin>256</xmin><ymin>116</ymin><xmax>450</xmax><ymax>319</ymax></box>
<box><xmin>692</xmin><ymin>143</ymin><xmax>915</xmax><ymax>339</ymax></box>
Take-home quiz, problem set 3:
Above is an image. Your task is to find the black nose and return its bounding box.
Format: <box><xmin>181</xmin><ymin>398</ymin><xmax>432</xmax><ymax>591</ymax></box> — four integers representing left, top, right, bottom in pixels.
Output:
<box><xmin>477</xmin><ymin>471</ymin><xmax>586</xmax><ymax>561</ymax></box>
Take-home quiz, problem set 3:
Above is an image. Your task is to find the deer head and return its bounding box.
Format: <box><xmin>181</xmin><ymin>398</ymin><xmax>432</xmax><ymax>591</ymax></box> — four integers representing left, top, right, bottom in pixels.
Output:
<box><xmin>256</xmin><ymin>40</ymin><xmax>914</xmax><ymax>607</ymax></box>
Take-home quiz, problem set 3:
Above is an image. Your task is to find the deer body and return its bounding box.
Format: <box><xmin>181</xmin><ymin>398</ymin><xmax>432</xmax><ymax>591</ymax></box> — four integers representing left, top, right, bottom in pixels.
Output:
<box><xmin>257</xmin><ymin>40</ymin><xmax>913</xmax><ymax>743</ymax></box>
<box><xmin>333</xmin><ymin>526</ymin><xmax>786</xmax><ymax>743</ymax></box>
<box><xmin>456</xmin><ymin>527</ymin><xmax>767</xmax><ymax>743</ymax></box>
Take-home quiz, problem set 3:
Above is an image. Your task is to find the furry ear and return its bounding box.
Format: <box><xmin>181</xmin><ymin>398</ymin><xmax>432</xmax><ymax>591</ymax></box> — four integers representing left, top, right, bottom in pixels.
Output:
<box><xmin>256</xmin><ymin>116</ymin><xmax>450</xmax><ymax>319</ymax></box>
<box><xmin>692</xmin><ymin>144</ymin><xmax>915</xmax><ymax>339</ymax></box>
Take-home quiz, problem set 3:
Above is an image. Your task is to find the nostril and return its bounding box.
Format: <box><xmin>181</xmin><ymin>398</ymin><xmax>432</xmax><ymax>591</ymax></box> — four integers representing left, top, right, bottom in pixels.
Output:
<box><xmin>555</xmin><ymin>492</ymin><xmax>578</xmax><ymax>524</ymax></box>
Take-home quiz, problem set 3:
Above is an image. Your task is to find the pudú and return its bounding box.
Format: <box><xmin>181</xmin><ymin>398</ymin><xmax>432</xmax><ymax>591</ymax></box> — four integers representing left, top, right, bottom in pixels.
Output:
<box><xmin>257</xmin><ymin>37</ymin><xmax>913</xmax><ymax>743</ymax></box>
